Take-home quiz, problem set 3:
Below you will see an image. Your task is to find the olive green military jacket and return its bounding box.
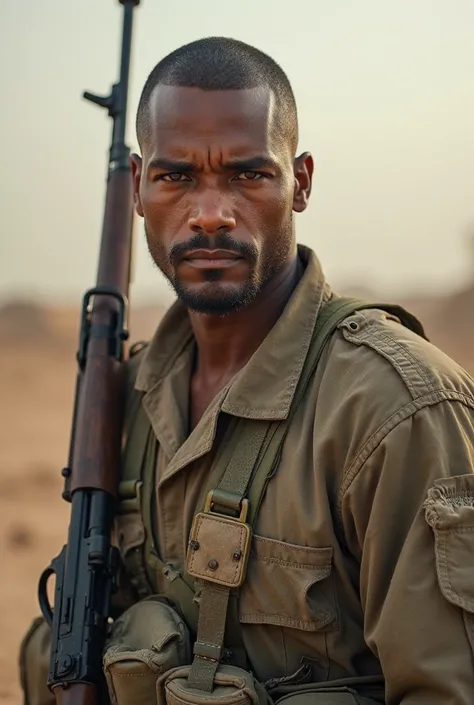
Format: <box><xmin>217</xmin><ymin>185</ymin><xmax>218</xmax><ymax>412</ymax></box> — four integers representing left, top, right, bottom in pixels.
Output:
<box><xmin>21</xmin><ymin>245</ymin><xmax>474</xmax><ymax>705</ymax></box>
<box><xmin>119</xmin><ymin>245</ymin><xmax>474</xmax><ymax>704</ymax></box>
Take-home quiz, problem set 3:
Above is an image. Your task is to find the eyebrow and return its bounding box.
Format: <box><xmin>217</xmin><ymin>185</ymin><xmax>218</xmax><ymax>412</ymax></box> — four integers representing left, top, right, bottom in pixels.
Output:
<box><xmin>222</xmin><ymin>156</ymin><xmax>278</xmax><ymax>171</ymax></box>
<box><xmin>146</xmin><ymin>155</ymin><xmax>278</xmax><ymax>173</ymax></box>
<box><xmin>147</xmin><ymin>157</ymin><xmax>194</xmax><ymax>173</ymax></box>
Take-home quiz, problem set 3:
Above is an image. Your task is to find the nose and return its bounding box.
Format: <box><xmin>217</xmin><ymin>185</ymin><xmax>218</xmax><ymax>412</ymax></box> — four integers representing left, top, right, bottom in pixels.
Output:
<box><xmin>188</xmin><ymin>193</ymin><xmax>237</xmax><ymax>235</ymax></box>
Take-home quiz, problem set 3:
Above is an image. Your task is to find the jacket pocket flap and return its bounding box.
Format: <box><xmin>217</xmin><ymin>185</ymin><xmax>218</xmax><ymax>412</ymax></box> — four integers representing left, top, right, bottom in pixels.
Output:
<box><xmin>251</xmin><ymin>536</ymin><xmax>333</xmax><ymax>573</ymax></box>
<box><xmin>239</xmin><ymin>535</ymin><xmax>336</xmax><ymax>631</ymax></box>
<box><xmin>424</xmin><ymin>475</ymin><xmax>474</xmax><ymax>612</ymax></box>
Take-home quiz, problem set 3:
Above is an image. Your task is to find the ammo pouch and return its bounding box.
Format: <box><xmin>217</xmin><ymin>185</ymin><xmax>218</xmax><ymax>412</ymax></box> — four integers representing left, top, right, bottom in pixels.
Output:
<box><xmin>157</xmin><ymin>665</ymin><xmax>269</xmax><ymax>705</ymax></box>
<box><xmin>103</xmin><ymin>596</ymin><xmax>192</xmax><ymax>705</ymax></box>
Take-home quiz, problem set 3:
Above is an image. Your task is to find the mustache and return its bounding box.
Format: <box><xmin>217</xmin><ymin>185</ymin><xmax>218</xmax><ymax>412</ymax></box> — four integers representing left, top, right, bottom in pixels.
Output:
<box><xmin>169</xmin><ymin>233</ymin><xmax>258</xmax><ymax>266</ymax></box>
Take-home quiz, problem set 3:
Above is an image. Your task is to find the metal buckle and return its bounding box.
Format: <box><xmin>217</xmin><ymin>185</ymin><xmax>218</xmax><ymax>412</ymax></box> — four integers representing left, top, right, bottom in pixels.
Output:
<box><xmin>204</xmin><ymin>489</ymin><xmax>249</xmax><ymax>523</ymax></box>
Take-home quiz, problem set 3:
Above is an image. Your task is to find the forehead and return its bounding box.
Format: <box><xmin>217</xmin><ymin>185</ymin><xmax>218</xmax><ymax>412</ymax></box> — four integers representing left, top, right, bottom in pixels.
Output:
<box><xmin>145</xmin><ymin>84</ymin><xmax>280</xmax><ymax>157</ymax></box>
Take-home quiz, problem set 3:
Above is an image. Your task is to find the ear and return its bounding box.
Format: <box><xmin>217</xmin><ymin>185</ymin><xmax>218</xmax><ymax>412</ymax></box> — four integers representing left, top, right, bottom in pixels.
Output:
<box><xmin>292</xmin><ymin>152</ymin><xmax>314</xmax><ymax>213</ymax></box>
<box><xmin>130</xmin><ymin>153</ymin><xmax>144</xmax><ymax>217</ymax></box>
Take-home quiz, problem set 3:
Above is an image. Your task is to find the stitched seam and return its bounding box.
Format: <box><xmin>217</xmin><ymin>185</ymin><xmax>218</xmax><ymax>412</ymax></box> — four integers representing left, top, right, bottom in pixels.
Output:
<box><xmin>342</xmin><ymin>326</ymin><xmax>420</xmax><ymax>399</ymax></box>
<box><xmin>342</xmin><ymin>312</ymin><xmax>437</xmax><ymax>397</ymax></box>
<box><xmin>373</xmin><ymin>325</ymin><xmax>435</xmax><ymax>393</ymax></box>
<box><xmin>463</xmin><ymin>612</ymin><xmax>474</xmax><ymax>654</ymax></box>
<box><xmin>343</xmin><ymin>390</ymin><xmax>474</xmax><ymax>487</ymax></box>
<box><xmin>254</xmin><ymin>537</ymin><xmax>332</xmax><ymax>552</ymax></box>
<box><xmin>254</xmin><ymin>556</ymin><xmax>331</xmax><ymax>571</ymax></box>
<box><xmin>188</xmin><ymin>515</ymin><xmax>246</xmax><ymax>586</ymax></box>
<box><xmin>337</xmin><ymin>391</ymin><xmax>474</xmax><ymax>524</ymax></box>
<box><xmin>436</xmin><ymin>529</ymin><xmax>457</xmax><ymax>606</ymax></box>
<box><xmin>434</xmin><ymin>529</ymin><xmax>474</xmax><ymax>613</ymax></box>
<box><xmin>254</xmin><ymin>536</ymin><xmax>332</xmax><ymax>556</ymax></box>
<box><xmin>223</xmin><ymin>278</ymin><xmax>330</xmax><ymax>417</ymax></box>
<box><xmin>113</xmin><ymin>672</ymin><xmax>156</xmax><ymax>677</ymax></box>
<box><xmin>239</xmin><ymin>614</ymin><xmax>321</xmax><ymax>629</ymax></box>
<box><xmin>225</xmin><ymin>301</ymin><xmax>317</xmax><ymax>417</ymax></box>
<box><xmin>444</xmin><ymin>531</ymin><xmax>474</xmax><ymax>611</ymax></box>
<box><xmin>435</xmin><ymin>528</ymin><xmax>474</xmax><ymax>611</ymax></box>
<box><xmin>158</xmin><ymin>418</ymin><xmax>217</xmax><ymax>486</ymax></box>
<box><xmin>222</xmin><ymin>405</ymin><xmax>290</xmax><ymax>419</ymax></box>
<box><xmin>136</xmin><ymin>327</ymin><xmax>193</xmax><ymax>393</ymax></box>
<box><xmin>271</xmin><ymin>281</ymin><xmax>330</xmax><ymax>409</ymax></box>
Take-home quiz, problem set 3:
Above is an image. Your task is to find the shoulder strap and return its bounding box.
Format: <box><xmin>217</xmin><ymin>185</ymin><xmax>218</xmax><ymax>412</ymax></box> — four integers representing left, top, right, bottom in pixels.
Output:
<box><xmin>118</xmin><ymin>343</ymin><xmax>201</xmax><ymax>630</ymax></box>
<box><xmin>116</xmin><ymin>345</ymin><xmax>155</xmax><ymax>600</ymax></box>
<box><xmin>248</xmin><ymin>296</ymin><xmax>426</xmax><ymax>521</ymax></box>
<box><xmin>324</xmin><ymin>297</ymin><xmax>427</xmax><ymax>339</ymax></box>
<box><xmin>117</xmin><ymin>296</ymin><xmax>425</xmax><ymax>687</ymax></box>
<box><xmin>186</xmin><ymin>295</ymin><xmax>426</xmax><ymax>691</ymax></box>
<box><xmin>249</xmin><ymin>296</ymin><xmax>427</xmax><ymax>520</ymax></box>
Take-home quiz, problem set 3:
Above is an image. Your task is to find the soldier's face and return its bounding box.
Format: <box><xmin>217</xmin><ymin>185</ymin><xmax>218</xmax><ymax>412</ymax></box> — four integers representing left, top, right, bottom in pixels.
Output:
<box><xmin>131</xmin><ymin>85</ymin><xmax>312</xmax><ymax>315</ymax></box>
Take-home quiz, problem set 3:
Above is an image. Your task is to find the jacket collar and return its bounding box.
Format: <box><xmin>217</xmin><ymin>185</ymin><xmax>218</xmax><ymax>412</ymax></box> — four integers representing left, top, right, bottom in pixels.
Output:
<box><xmin>135</xmin><ymin>245</ymin><xmax>331</xmax><ymax>422</ymax></box>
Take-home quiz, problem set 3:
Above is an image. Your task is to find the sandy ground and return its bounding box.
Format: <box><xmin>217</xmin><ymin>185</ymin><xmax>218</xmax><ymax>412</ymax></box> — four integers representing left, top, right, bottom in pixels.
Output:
<box><xmin>1</xmin><ymin>333</ymin><xmax>74</xmax><ymax>704</ymax></box>
<box><xmin>0</xmin><ymin>305</ymin><xmax>161</xmax><ymax>704</ymax></box>
<box><xmin>1</xmin><ymin>296</ymin><xmax>473</xmax><ymax>704</ymax></box>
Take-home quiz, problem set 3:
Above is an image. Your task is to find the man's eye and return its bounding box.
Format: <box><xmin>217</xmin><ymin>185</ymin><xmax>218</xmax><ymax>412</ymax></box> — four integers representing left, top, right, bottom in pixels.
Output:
<box><xmin>234</xmin><ymin>171</ymin><xmax>265</xmax><ymax>181</ymax></box>
<box><xmin>160</xmin><ymin>172</ymin><xmax>190</xmax><ymax>182</ymax></box>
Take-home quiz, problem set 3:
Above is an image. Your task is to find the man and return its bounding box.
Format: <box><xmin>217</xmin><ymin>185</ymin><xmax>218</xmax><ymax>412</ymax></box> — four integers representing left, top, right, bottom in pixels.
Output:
<box><xmin>20</xmin><ymin>37</ymin><xmax>474</xmax><ymax>705</ymax></box>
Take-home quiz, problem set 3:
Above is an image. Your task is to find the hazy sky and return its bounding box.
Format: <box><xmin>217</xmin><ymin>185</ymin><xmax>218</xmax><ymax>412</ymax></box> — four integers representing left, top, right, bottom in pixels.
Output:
<box><xmin>1</xmin><ymin>0</ymin><xmax>474</xmax><ymax>305</ymax></box>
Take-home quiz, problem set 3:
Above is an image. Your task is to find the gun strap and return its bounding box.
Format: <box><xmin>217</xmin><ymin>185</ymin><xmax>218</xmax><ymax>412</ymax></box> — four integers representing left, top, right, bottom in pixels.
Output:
<box><xmin>118</xmin><ymin>384</ymin><xmax>154</xmax><ymax>600</ymax></box>
<box><xmin>120</xmin><ymin>393</ymin><xmax>201</xmax><ymax>629</ymax></box>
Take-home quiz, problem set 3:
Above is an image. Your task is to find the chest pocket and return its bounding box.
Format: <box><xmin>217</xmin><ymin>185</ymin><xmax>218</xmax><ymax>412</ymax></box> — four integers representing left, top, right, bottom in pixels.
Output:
<box><xmin>237</xmin><ymin>536</ymin><xmax>338</xmax><ymax>683</ymax></box>
<box><xmin>239</xmin><ymin>536</ymin><xmax>337</xmax><ymax>631</ymax></box>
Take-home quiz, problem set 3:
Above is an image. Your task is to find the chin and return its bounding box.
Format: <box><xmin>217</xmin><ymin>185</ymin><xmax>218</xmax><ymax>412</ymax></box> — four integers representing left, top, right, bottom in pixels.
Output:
<box><xmin>174</xmin><ymin>280</ymin><xmax>260</xmax><ymax>316</ymax></box>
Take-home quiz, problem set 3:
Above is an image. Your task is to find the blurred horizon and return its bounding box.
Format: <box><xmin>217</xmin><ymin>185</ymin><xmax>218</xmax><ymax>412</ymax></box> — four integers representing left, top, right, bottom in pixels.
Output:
<box><xmin>1</xmin><ymin>0</ymin><xmax>474</xmax><ymax>306</ymax></box>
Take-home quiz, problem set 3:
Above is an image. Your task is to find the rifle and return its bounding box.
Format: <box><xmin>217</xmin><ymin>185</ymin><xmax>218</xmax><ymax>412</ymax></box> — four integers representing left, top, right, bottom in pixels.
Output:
<box><xmin>37</xmin><ymin>1</ymin><xmax>141</xmax><ymax>702</ymax></box>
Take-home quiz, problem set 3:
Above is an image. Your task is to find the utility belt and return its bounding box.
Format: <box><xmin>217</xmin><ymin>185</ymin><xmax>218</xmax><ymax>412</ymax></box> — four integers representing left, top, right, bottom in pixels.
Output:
<box><xmin>104</xmin><ymin>596</ymin><xmax>383</xmax><ymax>705</ymax></box>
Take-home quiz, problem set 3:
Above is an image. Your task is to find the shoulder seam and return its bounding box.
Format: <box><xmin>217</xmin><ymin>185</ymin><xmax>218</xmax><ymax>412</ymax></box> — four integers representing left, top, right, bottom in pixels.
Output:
<box><xmin>339</xmin><ymin>312</ymin><xmax>435</xmax><ymax>399</ymax></box>
<box><xmin>336</xmin><ymin>389</ymin><xmax>474</xmax><ymax>524</ymax></box>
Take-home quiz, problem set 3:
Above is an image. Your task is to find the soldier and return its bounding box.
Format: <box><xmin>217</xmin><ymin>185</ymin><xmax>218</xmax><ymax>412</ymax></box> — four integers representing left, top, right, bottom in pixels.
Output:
<box><xmin>20</xmin><ymin>37</ymin><xmax>474</xmax><ymax>705</ymax></box>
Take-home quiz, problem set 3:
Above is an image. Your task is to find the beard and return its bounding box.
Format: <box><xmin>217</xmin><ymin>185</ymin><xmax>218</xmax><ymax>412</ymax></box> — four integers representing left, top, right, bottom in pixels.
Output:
<box><xmin>144</xmin><ymin>224</ymin><xmax>293</xmax><ymax>316</ymax></box>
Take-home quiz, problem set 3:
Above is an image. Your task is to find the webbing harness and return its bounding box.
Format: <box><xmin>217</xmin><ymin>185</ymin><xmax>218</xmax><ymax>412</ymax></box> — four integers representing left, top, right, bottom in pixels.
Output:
<box><xmin>117</xmin><ymin>297</ymin><xmax>426</xmax><ymax>692</ymax></box>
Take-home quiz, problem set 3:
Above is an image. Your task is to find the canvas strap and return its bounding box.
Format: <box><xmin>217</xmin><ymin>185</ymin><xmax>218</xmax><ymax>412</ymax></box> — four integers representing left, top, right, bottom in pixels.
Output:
<box><xmin>185</xmin><ymin>296</ymin><xmax>424</xmax><ymax>692</ymax></box>
<box><xmin>119</xmin><ymin>298</ymin><xmax>427</xmax><ymax>693</ymax></box>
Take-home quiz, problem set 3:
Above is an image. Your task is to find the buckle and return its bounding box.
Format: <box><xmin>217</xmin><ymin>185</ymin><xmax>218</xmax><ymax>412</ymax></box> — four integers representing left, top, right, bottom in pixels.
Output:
<box><xmin>186</xmin><ymin>489</ymin><xmax>252</xmax><ymax>588</ymax></box>
<box><xmin>204</xmin><ymin>489</ymin><xmax>249</xmax><ymax>523</ymax></box>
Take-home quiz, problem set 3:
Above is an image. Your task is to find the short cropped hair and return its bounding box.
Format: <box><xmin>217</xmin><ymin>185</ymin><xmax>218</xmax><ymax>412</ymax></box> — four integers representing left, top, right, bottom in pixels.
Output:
<box><xmin>136</xmin><ymin>37</ymin><xmax>298</xmax><ymax>152</ymax></box>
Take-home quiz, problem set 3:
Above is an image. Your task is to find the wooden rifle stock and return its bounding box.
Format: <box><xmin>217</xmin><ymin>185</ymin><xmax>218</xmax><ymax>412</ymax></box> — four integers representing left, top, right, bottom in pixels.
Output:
<box><xmin>37</xmin><ymin>1</ymin><xmax>141</xmax><ymax>702</ymax></box>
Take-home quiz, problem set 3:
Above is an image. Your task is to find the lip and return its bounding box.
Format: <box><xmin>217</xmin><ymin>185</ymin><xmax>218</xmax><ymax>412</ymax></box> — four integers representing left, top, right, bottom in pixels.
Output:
<box><xmin>182</xmin><ymin>249</ymin><xmax>243</xmax><ymax>261</ymax></box>
<box><xmin>181</xmin><ymin>249</ymin><xmax>244</xmax><ymax>269</ymax></box>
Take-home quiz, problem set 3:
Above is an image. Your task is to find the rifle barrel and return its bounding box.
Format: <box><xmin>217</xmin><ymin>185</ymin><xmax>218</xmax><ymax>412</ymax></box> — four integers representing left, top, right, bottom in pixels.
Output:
<box><xmin>37</xmin><ymin>1</ymin><xmax>141</xmax><ymax>701</ymax></box>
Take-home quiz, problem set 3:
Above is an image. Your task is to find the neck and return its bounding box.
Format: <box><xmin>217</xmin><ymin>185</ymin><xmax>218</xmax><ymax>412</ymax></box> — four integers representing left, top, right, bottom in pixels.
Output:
<box><xmin>188</xmin><ymin>254</ymin><xmax>303</xmax><ymax>385</ymax></box>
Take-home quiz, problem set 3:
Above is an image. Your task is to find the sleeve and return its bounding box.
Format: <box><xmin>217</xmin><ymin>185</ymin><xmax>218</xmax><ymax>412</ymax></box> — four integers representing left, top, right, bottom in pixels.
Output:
<box><xmin>341</xmin><ymin>397</ymin><xmax>474</xmax><ymax>705</ymax></box>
